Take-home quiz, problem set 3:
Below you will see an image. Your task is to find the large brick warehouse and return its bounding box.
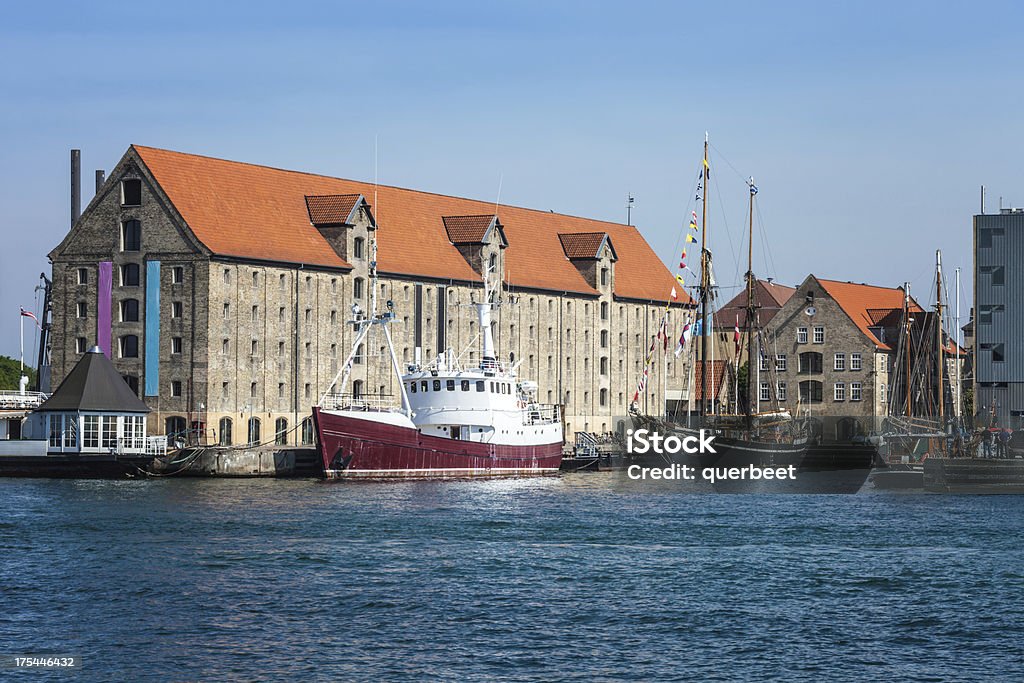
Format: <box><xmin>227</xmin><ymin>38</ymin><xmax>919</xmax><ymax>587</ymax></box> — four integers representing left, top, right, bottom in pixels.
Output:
<box><xmin>49</xmin><ymin>145</ymin><xmax>688</xmax><ymax>445</ymax></box>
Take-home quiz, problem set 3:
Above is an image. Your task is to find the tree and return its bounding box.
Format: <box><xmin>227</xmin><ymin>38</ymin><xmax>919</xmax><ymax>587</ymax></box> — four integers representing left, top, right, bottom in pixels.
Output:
<box><xmin>0</xmin><ymin>356</ymin><xmax>36</xmax><ymax>392</ymax></box>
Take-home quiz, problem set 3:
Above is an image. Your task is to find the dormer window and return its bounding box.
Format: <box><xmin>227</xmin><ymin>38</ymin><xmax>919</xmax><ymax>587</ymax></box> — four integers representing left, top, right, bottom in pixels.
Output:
<box><xmin>121</xmin><ymin>179</ymin><xmax>141</xmax><ymax>206</ymax></box>
<box><xmin>489</xmin><ymin>253</ymin><xmax>498</xmax><ymax>273</ymax></box>
<box><xmin>353</xmin><ymin>237</ymin><xmax>365</xmax><ymax>259</ymax></box>
<box><xmin>601</xmin><ymin>268</ymin><xmax>609</xmax><ymax>286</ymax></box>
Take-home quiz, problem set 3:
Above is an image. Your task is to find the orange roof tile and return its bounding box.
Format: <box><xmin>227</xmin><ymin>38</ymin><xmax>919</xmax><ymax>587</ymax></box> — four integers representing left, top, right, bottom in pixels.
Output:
<box><xmin>442</xmin><ymin>215</ymin><xmax>496</xmax><ymax>244</ymax></box>
<box><xmin>693</xmin><ymin>360</ymin><xmax>729</xmax><ymax>401</ymax></box>
<box><xmin>558</xmin><ymin>232</ymin><xmax>613</xmax><ymax>260</ymax></box>
<box><xmin>817</xmin><ymin>279</ymin><xmax>923</xmax><ymax>350</ymax></box>
<box><xmin>306</xmin><ymin>194</ymin><xmax>361</xmax><ymax>225</ymax></box>
<box><xmin>133</xmin><ymin>145</ymin><xmax>687</xmax><ymax>302</ymax></box>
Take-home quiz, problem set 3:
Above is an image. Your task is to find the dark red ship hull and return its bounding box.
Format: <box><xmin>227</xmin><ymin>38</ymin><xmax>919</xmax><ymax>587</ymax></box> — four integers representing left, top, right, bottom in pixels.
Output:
<box><xmin>313</xmin><ymin>407</ymin><xmax>563</xmax><ymax>479</ymax></box>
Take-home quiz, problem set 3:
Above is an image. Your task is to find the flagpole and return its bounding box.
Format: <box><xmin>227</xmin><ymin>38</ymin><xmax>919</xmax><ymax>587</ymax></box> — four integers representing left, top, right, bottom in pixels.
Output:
<box><xmin>700</xmin><ymin>133</ymin><xmax>709</xmax><ymax>419</ymax></box>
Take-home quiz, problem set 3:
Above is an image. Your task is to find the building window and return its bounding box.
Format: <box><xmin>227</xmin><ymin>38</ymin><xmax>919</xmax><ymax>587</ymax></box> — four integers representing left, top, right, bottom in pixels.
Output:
<box><xmin>121</xmin><ymin>220</ymin><xmax>141</xmax><ymax>251</ymax></box>
<box><xmin>219</xmin><ymin>418</ymin><xmax>233</xmax><ymax>446</ymax></box>
<box><xmin>121</xmin><ymin>263</ymin><xmax>140</xmax><ymax>287</ymax></box>
<box><xmin>330</xmin><ymin>310</ymin><xmax>337</xmax><ymax>325</ymax></box>
<box><xmin>850</xmin><ymin>353</ymin><xmax>861</xmax><ymax>371</ymax></box>
<box><xmin>981</xmin><ymin>343</ymin><xmax>1005</xmax><ymax>363</ymax></box>
<box><xmin>171</xmin><ymin>380</ymin><xmax>182</xmax><ymax>397</ymax></box>
<box><xmin>223</xmin><ymin>269</ymin><xmax>231</xmax><ymax>284</ymax></box>
<box><xmin>600</xmin><ymin>357</ymin><xmax>609</xmax><ymax>375</ymax></box>
<box><xmin>247</xmin><ymin>417</ymin><xmax>261</xmax><ymax>445</ymax></box>
<box><xmin>851</xmin><ymin>382</ymin><xmax>862</xmax><ymax>401</ymax></box>
<box><xmin>76</xmin><ymin>337</ymin><xmax>87</xmax><ymax>353</ymax></box>
<box><xmin>354</xmin><ymin>277</ymin><xmax>364</xmax><ymax>299</ymax></box>
<box><xmin>776</xmin><ymin>354</ymin><xmax>787</xmax><ymax>371</ymax></box>
<box><xmin>352</xmin><ymin>380</ymin><xmax>364</xmax><ymax>399</ymax></box>
<box><xmin>251</xmin><ymin>305</ymin><xmax>259</xmax><ymax>322</ymax></box>
<box><xmin>304</xmin><ymin>383</ymin><xmax>311</xmax><ymax>399</ymax></box>
<box><xmin>978</xmin><ymin>227</ymin><xmax>1004</xmax><ymax>249</ymax></box>
<box><xmin>600</xmin><ymin>388</ymin><xmax>608</xmax><ymax>407</ymax></box>
<box><xmin>121</xmin><ymin>178</ymin><xmax>141</xmax><ymax>206</ymax></box>
<box><xmin>305</xmin><ymin>276</ymin><xmax>312</xmax><ymax>291</ymax></box>
<box><xmin>600</xmin><ymin>268</ymin><xmax>609</xmax><ymax>286</ymax></box>
<box><xmin>222</xmin><ymin>382</ymin><xmax>229</xmax><ymax>399</ymax></box>
<box><xmin>834</xmin><ymin>383</ymin><xmax>845</xmax><ymax>401</ymax></box>
<box><xmin>353</xmin><ymin>237</ymin><xmax>365</xmax><ymax>259</ymax></box>
<box><xmin>489</xmin><ymin>253</ymin><xmax>498</xmax><ymax>273</ymax></box>
<box><xmin>250</xmin><ymin>340</ymin><xmax>258</xmax><ymax>356</ymax></box>
<box><xmin>980</xmin><ymin>265</ymin><xmax>1005</xmax><ymax>286</ymax></box>
<box><xmin>355</xmin><ymin>344</ymin><xmax>364</xmax><ymax>364</ymax></box>
<box><xmin>798</xmin><ymin>352</ymin><xmax>823</xmax><ymax>374</ymax></box>
<box><xmin>799</xmin><ymin>380</ymin><xmax>823</xmax><ymax>404</ymax></box>
<box><xmin>172</xmin><ymin>337</ymin><xmax>182</xmax><ymax>354</ymax></box>
<box><xmin>879</xmin><ymin>384</ymin><xmax>884</xmax><ymax>404</ymax></box>
<box><xmin>278</xmin><ymin>341</ymin><xmax>285</xmax><ymax>356</ymax></box>
<box><xmin>759</xmin><ymin>355</ymin><xmax>769</xmax><ymax>372</ymax></box>
<box><xmin>83</xmin><ymin>415</ymin><xmax>99</xmax><ymax>449</ymax></box>
<box><xmin>777</xmin><ymin>382</ymin><xmax>787</xmax><ymax>401</ymax></box>
<box><xmin>834</xmin><ymin>353</ymin><xmax>846</xmax><ymax>371</ymax></box>
<box><xmin>76</xmin><ymin>301</ymin><xmax>87</xmax><ymax>318</ymax></box>
<box><xmin>223</xmin><ymin>303</ymin><xmax>230</xmax><ymax>319</ymax></box>
<box><xmin>250</xmin><ymin>382</ymin><xmax>257</xmax><ymax>398</ymax></box>
<box><xmin>978</xmin><ymin>305</ymin><xmax>1005</xmax><ymax>325</ymax></box>
<box><xmin>278</xmin><ymin>383</ymin><xmax>285</xmax><ymax>398</ymax></box>
<box><xmin>171</xmin><ymin>266</ymin><xmax>184</xmax><ymax>284</ymax></box>
<box><xmin>275</xmin><ymin>418</ymin><xmax>288</xmax><ymax>445</ymax></box>
<box><xmin>813</xmin><ymin>326</ymin><xmax>824</xmax><ymax>344</ymax></box>
<box><xmin>601</xmin><ymin>330</ymin><xmax>609</xmax><ymax>348</ymax></box>
<box><xmin>301</xmin><ymin>418</ymin><xmax>314</xmax><ymax>445</ymax></box>
<box><xmin>171</xmin><ymin>301</ymin><xmax>183</xmax><ymax>318</ymax></box>
<box><xmin>305</xmin><ymin>308</ymin><xmax>312</xmax><ymax>324</ymax></box>
<box><xmin>120</xmin><ymin>335</ymin><xmax>138</xmax><ymax>358</ymax></box>
<box><xmin>222</xmin><ymin>338</ymin><xmax>229</xmax><ymax>355</ymax></box>
<box><xmin>797</xmin><ymin>327</ymin><xmax>808</xmax><ymax>344</ymax></box>
<box><xmin>305</xmin><ymin>342</ymin><xmax>311</xmax><ymax>358</ymax></box>
<box><xmin>123</xmin><ymin>374</ymin><xmax>139</xmax><ymax>396</ymax></box>
<box><xmin>759</xmin><ymin>382</ymin><xmax>771</xmax><ymax>402</ymax></box>
<box><xmin>77</xmin><ymin>268</ymin><xmax>88</xmax><ymax>285</ymax></box>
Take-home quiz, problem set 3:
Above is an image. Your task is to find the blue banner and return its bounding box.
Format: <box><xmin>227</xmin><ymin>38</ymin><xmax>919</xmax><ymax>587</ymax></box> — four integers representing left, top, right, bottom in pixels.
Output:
<box><xmin>144</xmin><ymin>261</ymin><xmax>161</xmax><ymax>396</ymax></box>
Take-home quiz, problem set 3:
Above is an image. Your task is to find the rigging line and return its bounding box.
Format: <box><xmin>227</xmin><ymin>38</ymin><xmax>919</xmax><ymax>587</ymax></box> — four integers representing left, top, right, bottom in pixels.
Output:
<box><xmin>708</xmin><ymin>142</ymin><xmax>751</xmax><ymax>185</ymax></box>
<box><xmin>709</xmin><ymin>164</ymin><xmax>741</xmax><ymax>288</ymax></box>
<box><xmin>754</xmin><ymin>201</ymin><xmax>779</xmax><ymax>282</ymax></box>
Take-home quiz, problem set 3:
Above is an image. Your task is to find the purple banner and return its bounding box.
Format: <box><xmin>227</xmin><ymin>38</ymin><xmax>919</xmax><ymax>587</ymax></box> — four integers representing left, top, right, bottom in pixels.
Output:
<box><xmin>98</xmin><ymin>261</ymin><xmax>112</xmax><ymax>356</ymax></box>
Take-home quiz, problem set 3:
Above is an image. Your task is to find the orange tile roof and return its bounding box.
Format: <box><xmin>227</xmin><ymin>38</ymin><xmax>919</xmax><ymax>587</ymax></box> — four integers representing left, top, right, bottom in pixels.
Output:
<box><xmin>306</xmin><ymin>194</ymin><xmax>361</xmax><ymax>225</ymax></box>
<box><xmin>133</xmin><ymin>145</ymin><xmax>686</xmax><ymax>302</ymax></box>
<box><xmin>693</xmin><ymin>360</ymin><xmax>729</xmax><ymax>401</ymax></box>
<box><xmin>817</xmin><ymin>278</ymin><xmax>923</xmax><ymax>350</ymax></box>
<box><xmin>558</xmin><ymin>232</ymin><xmax>612</xmax><ymax>260</ymax></box>
<box><xmin>442</xmin><ymin>215</ymin><xmax>495</xmax><ymax>244</ymax></box>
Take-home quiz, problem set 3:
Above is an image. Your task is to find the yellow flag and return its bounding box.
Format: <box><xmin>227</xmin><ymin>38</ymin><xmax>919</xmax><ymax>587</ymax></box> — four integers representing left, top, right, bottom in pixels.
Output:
<box><xmin>675</xmin><ymin>275</ymin><xmax>686</xmax><ymax>286</ymax></box>
<box><xmin>702</xmin><ymin>158</ymin><xmax>709</xmax><ymax>169</ymax></box>
<box><xmin>686</xmin><ymin>234</ymin><xmax>698</xmax><ymax>243</ymax></box>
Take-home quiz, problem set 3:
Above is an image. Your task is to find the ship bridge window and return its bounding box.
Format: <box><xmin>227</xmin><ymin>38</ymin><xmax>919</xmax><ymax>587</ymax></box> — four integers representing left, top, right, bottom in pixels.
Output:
<box><xmin>446</xmin><ymin>380</ymin><xmax>455</xmax><ymax>391</ymax></box>
<box><xmin>476</xmin><ymin>381</ymin><xmax>485</xmax><ymax>392</ymax></box>
<box><xmin>421</xmin><ymin>381</ymin><xmax>428</xmax><ymax>392</ymax></box>
<box><xmin>461</xmin><ymin>380</ymin><xmax>470</xmax><ymax>391</ymax></box>
<box><xmin>409</xmin><ymin>382</ymin><xmax>417</xmax><ymax>394</ymax></box>
<box><xmin>433</xmin><ymin>380</ymin><xmax>441</xmax><ymax>391</ymax></box>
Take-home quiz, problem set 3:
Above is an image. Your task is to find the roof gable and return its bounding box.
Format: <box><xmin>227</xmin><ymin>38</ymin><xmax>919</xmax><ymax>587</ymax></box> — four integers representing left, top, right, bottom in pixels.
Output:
<box><xmin>558</xmin><ymin>232</ymin><xmax>616</xmax><ymax>260</ymax></box>
<box><xmin>305</xmin><ymin>194</ymin><xmax>362</xmax><ymax>226</ymax></box>
<box><xmin>442</xmin><ymin>215</ymin><xmax>507</xmax><ymax>246</ymax></box>
<box><xmin>816</xmin><ymin>278</ymin><xmax>923</xmax><ymax>350</ymax></box>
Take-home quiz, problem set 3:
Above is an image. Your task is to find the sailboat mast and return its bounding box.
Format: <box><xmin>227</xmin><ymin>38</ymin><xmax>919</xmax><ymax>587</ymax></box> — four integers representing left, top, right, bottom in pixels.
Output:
<box><xmin>904</xmin><ymin>283</ymin><xmax>912</xmax><ymax>417</ymax></box>
<box><xmin>955</xmin><ymin>267</ymin><xmax>962</xmax><ymax>419</ymax></box>
<box><xmin>936</xmin><ymin>250</ymin><xmax>945</xmax><ymax>423</ymax></box>
<box><xmin>699</xmin><ymin>133</ymin><xmax>709</xmax><ymax>418</ymax></box>
<box><xmin>745</xmin><ymin>177</ymin><xmax>756</xmax><ymax>425</ymax></box>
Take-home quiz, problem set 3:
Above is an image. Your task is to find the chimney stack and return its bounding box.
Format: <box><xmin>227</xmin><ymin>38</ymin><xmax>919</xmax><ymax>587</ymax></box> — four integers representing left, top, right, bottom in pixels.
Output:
<box><xmin>71</xmin><ymin>149</ymin><xmax>81</xmax><ymax>227</ymax></box>
<box><xmin>95</xmin><ymin>169</ymin><xmax>105</xmax><ymax>195</ymax></box>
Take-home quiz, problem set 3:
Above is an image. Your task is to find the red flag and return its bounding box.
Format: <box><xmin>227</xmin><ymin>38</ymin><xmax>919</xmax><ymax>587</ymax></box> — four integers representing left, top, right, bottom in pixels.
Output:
<box><xmin>734</xmin><ymin>314</ymin><xmax>741</xmax><ymax>354</ymax></box>
<box><xmin>20</xmin><ymin>307</ymin><xmax>39</xmax><ymax>327</ymax></box>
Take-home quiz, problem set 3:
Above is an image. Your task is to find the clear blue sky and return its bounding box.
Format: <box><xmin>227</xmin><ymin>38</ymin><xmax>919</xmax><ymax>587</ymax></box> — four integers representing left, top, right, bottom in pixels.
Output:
<box><xmin>2</xmin><ymin>0</ymin><xmax>1022</xmax><ymax>361</ymax></box>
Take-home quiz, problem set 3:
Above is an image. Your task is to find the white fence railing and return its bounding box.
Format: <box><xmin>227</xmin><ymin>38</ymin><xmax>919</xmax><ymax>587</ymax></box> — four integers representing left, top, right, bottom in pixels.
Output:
<box><xmin>0</xmin><ymin>391</ymin><xmax>48</xmax><ymax>411</ymax></box>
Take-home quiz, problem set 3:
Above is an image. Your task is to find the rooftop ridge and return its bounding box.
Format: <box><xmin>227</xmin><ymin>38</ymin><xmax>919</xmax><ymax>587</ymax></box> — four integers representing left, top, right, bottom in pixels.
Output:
<box><xmin>131</xmin><ymin>144</ymin><xmax>636</xmax><ymax>230</ymax></box>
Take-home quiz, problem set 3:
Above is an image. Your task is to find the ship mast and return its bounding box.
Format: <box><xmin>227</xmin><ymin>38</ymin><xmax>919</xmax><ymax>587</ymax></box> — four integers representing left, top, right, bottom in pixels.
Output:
<box><xmin>745</xmin><ymin>177</ymin><xmax>757</xmax><ymax>430</ymax></box>
<box><xmin>699</xmin><ymin>133</ymin><xmax>709</xmax><ymax>418</ymax></box>
<box><xmin>904</xmin><ymin>283</ymin><xmax>912</xmax><ymax>417</ymax></box>
<box><xmin>935</xmin><ymin>250</ymin><xmax>945</xmax><ymax>425</ymax></box>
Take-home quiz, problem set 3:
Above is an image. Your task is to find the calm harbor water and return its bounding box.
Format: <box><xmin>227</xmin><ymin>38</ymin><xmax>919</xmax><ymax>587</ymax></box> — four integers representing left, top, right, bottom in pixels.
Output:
<box><xmin>2</xmin><ymin>475</ymin><xmax>1023</xmax><ymax>681</ymax></box>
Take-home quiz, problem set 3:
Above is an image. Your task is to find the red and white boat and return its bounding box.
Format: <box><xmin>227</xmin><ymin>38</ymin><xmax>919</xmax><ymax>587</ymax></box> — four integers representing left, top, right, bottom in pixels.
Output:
<box><xmin>313</xmin><ymin>245</ymin><xmax>563</xmax><ymax>479</ymax></box>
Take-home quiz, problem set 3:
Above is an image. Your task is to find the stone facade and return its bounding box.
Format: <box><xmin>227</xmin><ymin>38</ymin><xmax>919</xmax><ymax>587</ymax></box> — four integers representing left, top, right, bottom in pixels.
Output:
<box><xmin>49</xmin><ymin>148</ymin><xmax>688</xmax><ymax>445</ymax></box>
<box><xmin>760</xmin><ymin>275</ymin><xmax>892</xmax><ymax>438</ymax></box>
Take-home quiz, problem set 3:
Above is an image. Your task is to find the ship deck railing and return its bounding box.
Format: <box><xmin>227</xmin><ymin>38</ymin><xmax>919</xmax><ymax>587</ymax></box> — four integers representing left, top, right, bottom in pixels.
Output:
<box><xmin>0</xmin><ymin>391</ymin><xmax>48</xmax><ymax>411</ymax></box>
<box><xmin>320</xmin><ymin>393</ymin><xmax>402</xmax><ymax>412</ymax></box>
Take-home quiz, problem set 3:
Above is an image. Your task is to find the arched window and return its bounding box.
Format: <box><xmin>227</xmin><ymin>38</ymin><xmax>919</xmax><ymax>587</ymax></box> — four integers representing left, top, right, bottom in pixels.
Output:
<box><xmin>120</xmin><ymin>335</ymin><xmax>139</xmax><ymax>358</ymax></box>
<box><xmin>355</xmin><ymin>344</ymin><xmax>365</xmax><ymax>365</ymax></box>
<box><xmin>352</xmin><ymin>380</ymin><xmax>364</xmax><ymax>399</ymax></box>
<box><xmin>121</xmin><ymin>220</ymin><xmax>141</xmax><ymax>251</ymax></box>
<box><xmin>120</xmin><ymin>298</ymin><xmax>139</xmax><ymax>322</ymax></box>
<box><xmin>799</xmin><ymin>381</ymin><xmax>823</xmax><ymax>404</ymax></box>
<box><xmin>248</xmin><ymin>417</ymin><xmax>261</xmax><ymax>445</ymax></box>
<box><xmin>165</xmin><ymin>416</ymin><xmax>186</xmax><ymax>439</ymax></box>
<box><xmin>600</xmin><ymin>302</ymin><xmax>609</xmax><ymax>320</ymax></box>
<box><xmin>600</xmin><ymin>357</ymin><xmax>609</xmax><ymax>375</ymax></box>
<box><xmin>120</xmin><ymin>263</ymin><xmax>140</xmax><ymax>287</ymax></box>
<box><xmin>219</xmin><ymin>417</ymin><xmax>232</xmax><ymax>446</ymax></box>
<box><xmin>354</xmin><ymin>277</ymin><xmax>365</xmax><ymax>299</ymax></box>
<box><xmin>600</xmin><ymin>388</ymin><xmax>608</xmax><ymax>406</ymax></box>
<box><xmin>301</xmin><ymin>417</ymin><xmax>314</xmax><ymax>445</ymax></box>
<box><xmin>798</xmin><ymin>352</ymin><xmax>823</xmax><ymax>375</ymax></box>
<box><xmin>600</xmin><ymin>330</ymin><xmax>608</xmax><ymax>348</ymax></box>
<box><xmin>275</xmin><ymin>417</ymin><xmax>288</xmax><ymax>445</ymax></box>
<box><xmin>600</xmin><ymin>268</ymin><xmax>609</xmax><ymax>286</ymax></box>
<box><xmin>488</xmin><ymin>253</ymin><xmax>498</xmax><ymax>273</ymax></box>
<box><xmin>353</xmin><ymin>237</ymin><xmax>365</xmax><ymax>259</ymax></box>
